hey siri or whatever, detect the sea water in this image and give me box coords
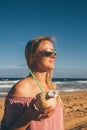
[0,78,87,97]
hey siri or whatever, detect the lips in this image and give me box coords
[49,60,55,64]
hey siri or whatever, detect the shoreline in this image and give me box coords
[0,91,87,130]
[0,89,87,98]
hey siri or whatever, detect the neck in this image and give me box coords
[33,71,46,83]
[30,71,51,92]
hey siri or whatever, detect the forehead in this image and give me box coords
[39,40,54,50]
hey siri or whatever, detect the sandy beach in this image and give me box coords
[61,91,87,130]
[0,91,87,130]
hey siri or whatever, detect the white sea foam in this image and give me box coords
[0,79,87,97]
[0,80,19,84]
[77,80,87,83]
[0,80,19,88]
[59,89,81,92]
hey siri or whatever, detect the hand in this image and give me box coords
[28,99,56,121]
[37,107,56,120]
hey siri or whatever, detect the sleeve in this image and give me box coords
[1,95,28,130]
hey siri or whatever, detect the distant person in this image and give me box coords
[1,36,64,130]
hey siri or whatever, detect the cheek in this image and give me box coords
[35,57,47,67]
[39,58,49,67]
[34,55,42,65]
[34,54,50,68]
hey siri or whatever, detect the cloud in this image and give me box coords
[0,65,28,69]
[55,67,87,71]
[0,66,29,78]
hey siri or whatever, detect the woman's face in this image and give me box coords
[33,40,56,72]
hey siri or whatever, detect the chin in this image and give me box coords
[48,67,54,70]
[50,65,55,69]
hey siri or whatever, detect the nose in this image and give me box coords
[51,53,56,58]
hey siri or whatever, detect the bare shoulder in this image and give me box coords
[9,77,34,97]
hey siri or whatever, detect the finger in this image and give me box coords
[44,107,55,114]
[47,110,55,117]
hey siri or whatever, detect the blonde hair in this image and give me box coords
[25,36,63,106]
[25,36,56,90]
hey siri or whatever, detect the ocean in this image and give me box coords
[0,78,87,97]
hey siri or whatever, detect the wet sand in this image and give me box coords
[0,91,87,130]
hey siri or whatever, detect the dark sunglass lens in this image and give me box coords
[45,52,52,56]
[40,51,52,57]
[40,51,56,57]
[54,51,56,56]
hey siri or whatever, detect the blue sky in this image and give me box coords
[0,0,87,78]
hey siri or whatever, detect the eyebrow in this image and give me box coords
[40,48,54,51]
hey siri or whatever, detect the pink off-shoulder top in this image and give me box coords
[1,95,64,130]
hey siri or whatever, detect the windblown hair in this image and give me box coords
[25,36,56,90]
[25,36,63,106]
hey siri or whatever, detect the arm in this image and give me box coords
[8,101,38,130]
[5,80,56,130]
[8,100,56,130]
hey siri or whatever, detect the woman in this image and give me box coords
[1,36,64,130]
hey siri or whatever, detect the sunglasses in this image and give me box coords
[40,50,57,57]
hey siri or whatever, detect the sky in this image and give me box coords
[0,0,87,78]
